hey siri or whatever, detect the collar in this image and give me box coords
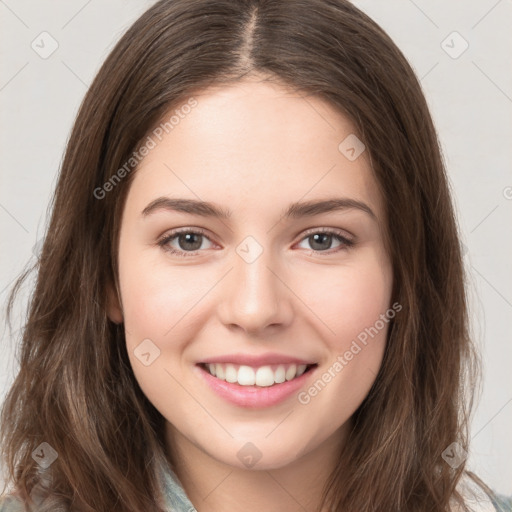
[157,460,506,512]
[158,459,197,512]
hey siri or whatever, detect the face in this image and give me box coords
[110,77,393,471]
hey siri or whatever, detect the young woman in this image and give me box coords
[1,0,510,511]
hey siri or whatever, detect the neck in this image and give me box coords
[164,423,349,512]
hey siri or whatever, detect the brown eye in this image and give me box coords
[297,229,355,254]
[157,228,214,257]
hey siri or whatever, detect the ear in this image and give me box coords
[106,279,124,324]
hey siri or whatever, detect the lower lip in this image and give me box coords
[194,364,317,409]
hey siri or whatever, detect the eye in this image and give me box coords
[296,228,355,255]
[157,227,355,258]
[157,228,214,257]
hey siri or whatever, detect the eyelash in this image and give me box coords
[157,227,355,258]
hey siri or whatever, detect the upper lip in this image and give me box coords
[199,353,317,367]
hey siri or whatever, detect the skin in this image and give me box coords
[108,76,393,512]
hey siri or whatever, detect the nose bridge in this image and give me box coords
[218,235,292,332]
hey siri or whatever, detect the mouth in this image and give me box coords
[194,361,318,408]
[197,362,318,387]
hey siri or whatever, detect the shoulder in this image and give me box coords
[0,494,26,512]
[454,472,512,512]
[492,494,512,512]
[0,486,48,512]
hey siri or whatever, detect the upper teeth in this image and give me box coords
[205,363,309,387]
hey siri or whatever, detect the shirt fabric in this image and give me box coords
[0,461,511,511]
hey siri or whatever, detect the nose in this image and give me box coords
[217,247,294,335]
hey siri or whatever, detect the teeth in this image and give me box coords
[238,365,256,385]
[204,363,311,387]
[285,364,296,381]
[255,366,274,387]
[296,364,307,377]
[225,364,238,383]
[215,364,225,380]
[274,365,286,384]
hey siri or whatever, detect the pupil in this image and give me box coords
[310,233,331,251]
[180,233,202,251]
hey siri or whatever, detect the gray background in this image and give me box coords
[1,0,511,495]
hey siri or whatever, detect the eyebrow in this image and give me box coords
[141,196,376,220]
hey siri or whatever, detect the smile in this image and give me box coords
[199,362,315,387]
[194,362,318,409]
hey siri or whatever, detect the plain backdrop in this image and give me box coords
[1,0,511,496]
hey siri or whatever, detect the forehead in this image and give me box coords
[126,79,384,224]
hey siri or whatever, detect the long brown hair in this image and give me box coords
[1,0,482,510]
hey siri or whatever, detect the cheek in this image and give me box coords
[118,249,200,410]
[295,261,393,430]
[293,249,393,415]
[123,280,184,339]
[118,240,204,344]
[297,251,393,349]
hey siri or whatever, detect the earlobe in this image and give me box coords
[106,280,124,324]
